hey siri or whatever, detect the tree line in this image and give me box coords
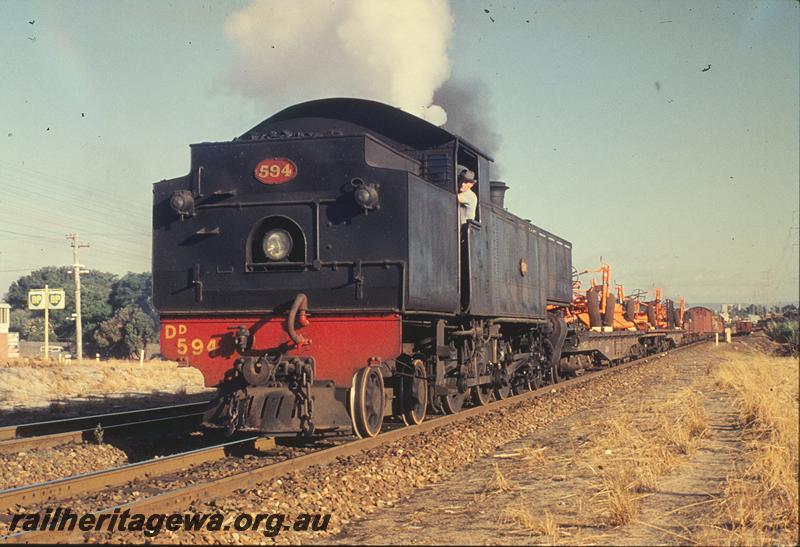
[4,267,157,358]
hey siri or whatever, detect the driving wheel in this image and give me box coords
[401,359,428,426]
[350,366,385,438]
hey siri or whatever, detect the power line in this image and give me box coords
[0,202,149,238]
[0,177,150,230]
[0,267,42,273]
[0,171,148,213]
[84,231,150,238]
[1,215,150,258]
[1,229,150,264]
[0,214,148,241]
[0,219,67,237]
[0,167,151,219]
[0,160,155,272]
[0,229,65,242]
[0,160,151,209]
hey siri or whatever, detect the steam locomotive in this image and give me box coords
[152,98,693,439]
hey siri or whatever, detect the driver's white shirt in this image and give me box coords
[459,190,477,224]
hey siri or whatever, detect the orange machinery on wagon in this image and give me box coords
[563,262,685,332]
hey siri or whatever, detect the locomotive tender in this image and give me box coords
[153,98,572,438]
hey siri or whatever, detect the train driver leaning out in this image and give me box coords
[457,167,478,225]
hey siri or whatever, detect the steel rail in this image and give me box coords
[0,436,260,513]
[0,412,205,455]
[1,340,706,544]
[0,401,210,442]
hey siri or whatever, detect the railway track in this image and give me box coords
[0,402,209,455]
[0,436,263,512]
[1,342,703,543]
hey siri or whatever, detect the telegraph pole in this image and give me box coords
[44,284,49,359]
[66,234,89,361]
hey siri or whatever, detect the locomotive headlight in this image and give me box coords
[352,181,380,211]
[169,190,195,218]
[355,187,372,206]
[262,229,292,261]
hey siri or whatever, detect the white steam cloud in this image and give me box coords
[224,0,453,126]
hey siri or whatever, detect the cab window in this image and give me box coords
[457,146,479,221]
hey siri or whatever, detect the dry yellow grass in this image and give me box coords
[657,390,709,455]
[586,388,710,526]
[632,443,675,491]
[0,358,210,409]
[489,462,515,492]
[501,505,559,537]
[598,465,641,525]
[699,348,799,545]
[3,355,164,368]
[520,446,549,467]
[693,524,775,547]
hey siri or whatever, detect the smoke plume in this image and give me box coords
[433,78,502,157]
[224,0,453,125]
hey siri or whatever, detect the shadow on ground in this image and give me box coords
[0,390,214,427]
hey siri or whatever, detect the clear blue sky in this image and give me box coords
[1,0,797,305]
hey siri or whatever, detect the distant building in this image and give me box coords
[0,303,16,359]
[720,304,731,323]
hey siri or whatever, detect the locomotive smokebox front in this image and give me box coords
[153,120,424,435]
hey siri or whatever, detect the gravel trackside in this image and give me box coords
[83,350,691,544]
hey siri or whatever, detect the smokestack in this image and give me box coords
[490,180,508,209]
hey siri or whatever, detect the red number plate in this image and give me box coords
[254,158,297,185]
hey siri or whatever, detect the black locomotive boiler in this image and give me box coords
[153,98,573,438]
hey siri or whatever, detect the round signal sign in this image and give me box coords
[254,158,297,185]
